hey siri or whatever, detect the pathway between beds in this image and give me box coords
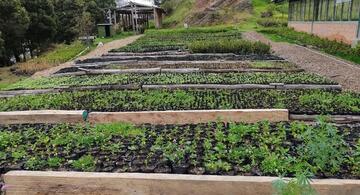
[32,34,144,78]
[243,31,360,92]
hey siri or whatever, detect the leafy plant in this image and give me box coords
[273,172,316,195]
[297,118,348,175]
[71,155,96,172]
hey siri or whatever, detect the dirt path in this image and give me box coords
[32,35,143,78]
[243,32,360,92]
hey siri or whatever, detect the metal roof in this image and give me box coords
[116,0,158,8]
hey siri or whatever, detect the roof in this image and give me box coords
[116,0,159,8]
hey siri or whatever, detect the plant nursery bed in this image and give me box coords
[0,89,358,115]
[54,68,305,77]
[3,72,337,91]
[71,60,295,71]
[0,121,359,178]
[76,54,283,64]
[3,171,360,195]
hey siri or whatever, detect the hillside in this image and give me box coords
[162,0,288,27]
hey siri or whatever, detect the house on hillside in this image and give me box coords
[288,0,360,46]
[116,0,165,32]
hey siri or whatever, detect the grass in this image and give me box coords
[162,0,195,27]
[0,32,134,87]
[15,41,87,75]
[0,67,25,90]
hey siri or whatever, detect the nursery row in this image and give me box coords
[188,40,270,55]
[4,72,336,90]
[99,61,297,70]
[0,120,359,178]
[112,28,242,53]
[111,27,267,54]
[0,89,359,115]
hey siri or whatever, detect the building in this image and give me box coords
[115,0,165,33]
[288,0,360,46]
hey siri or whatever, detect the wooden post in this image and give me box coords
[154,8,163,29]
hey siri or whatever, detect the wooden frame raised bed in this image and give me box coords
[4,171,360,195]
[0,110,87,125]
[88,109,289,125]
[0,109,289,125]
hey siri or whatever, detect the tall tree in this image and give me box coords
[0,0,29,65]
[21,0,57,57]
[54,0,85,43]
[0,31,6,66]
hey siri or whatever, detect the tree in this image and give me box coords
[54,0,85,43]
[0,31,6,66]
[0,0,29,65]
[21,0,57,57]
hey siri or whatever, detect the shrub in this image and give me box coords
[259,27,360,64]
[257,18,287,27]
[71,155,96,172]
[188,39,271,55]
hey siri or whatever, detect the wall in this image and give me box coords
[289,21,359,45]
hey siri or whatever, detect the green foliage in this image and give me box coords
[5,72,336,90]
[114,27,242,53]
[260,27,360,64]
[21,0,56,51]
[0,0,29,65]
[92,123,145,137]
[298,118,347,174]
[257,18,287,27]
[0,89,359,115]
[47,157,64,168]
[273,172,317,195]
[0,121,358,178]
[189,39,271,55]
[71,155,96,172]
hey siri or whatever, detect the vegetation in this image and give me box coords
[0,89,358,115]
[113,27,244,53]
[4,72,336,90]
[189,39,270,55]
[0,0,115,66]
[15,41,87,75]
[260,27,360,64]
[105,61,297,70]
[0,120,359,179]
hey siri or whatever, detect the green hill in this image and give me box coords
[161,0,288,28]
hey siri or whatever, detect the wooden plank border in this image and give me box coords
[88,109,289,125]
[4,171,360,195]
[290,114,360,123]
[0,110,87,125]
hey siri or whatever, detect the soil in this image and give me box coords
[243,32,360,92]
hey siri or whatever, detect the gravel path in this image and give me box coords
[243,32,360,92]
[32,35,143,78]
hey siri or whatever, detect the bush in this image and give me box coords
[257,18,287,27]
[188,39,271,55]
[259,27,360,64]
